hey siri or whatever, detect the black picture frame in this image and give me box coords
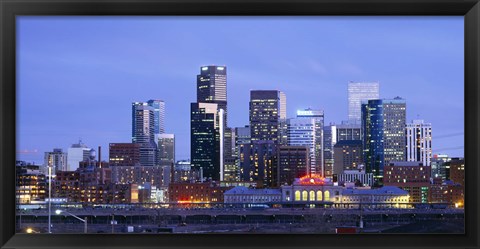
[1,0,479,248]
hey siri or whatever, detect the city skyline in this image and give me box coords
[17,16,464,163]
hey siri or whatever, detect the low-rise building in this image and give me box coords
[281,174,344,203]
[16,162,46,204]
[429,180,464,207]
[336,168,374,187]
[168,182,233,204]
[224,186,281,203]
[384,161,431,203]
[341,186,409,208]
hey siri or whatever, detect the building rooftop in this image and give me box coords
[224,186,281,195]
[343,186,408,196]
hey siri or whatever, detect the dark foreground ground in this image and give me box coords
[17,208,464,234]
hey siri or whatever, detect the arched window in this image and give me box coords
[309,191,315,201]
[302,190,308,201]
[324,190,330,201]
[316,191,323,201]
[295,191,301,201]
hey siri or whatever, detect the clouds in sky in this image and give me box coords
[17,16,464,163]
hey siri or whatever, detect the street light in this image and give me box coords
[26,227,39,234]
[55,209,88,233]
[48,165,52,233]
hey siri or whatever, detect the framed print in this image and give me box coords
[1,0,479,249]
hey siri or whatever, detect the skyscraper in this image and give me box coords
[197,65,227,125]
[132,102,157,167]
[333,140,363,175]
[249,90,286,143]
[323,122,361,178]
[190,102,220,181]
[348,82,379,124]
[296,108,324,176]
[132,102,155,144]
[287,117,315,174]
[44,148,67,173]
[277,146,309,186]
[406,120,432,167]
[362,97,406,185]
[147,99,165,134]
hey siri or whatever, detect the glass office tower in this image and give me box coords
[362,97,406,185]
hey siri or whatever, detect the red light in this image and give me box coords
[299,174,325,185]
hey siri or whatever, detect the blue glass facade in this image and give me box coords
[362,98,406,186]
[362,100,384,184]
[190,102,220,181]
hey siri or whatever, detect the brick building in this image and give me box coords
[383,161,431,203]
[168,182,233,204]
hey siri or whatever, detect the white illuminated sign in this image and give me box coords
[297,110,314,116]
[217,66,225,70]
[201,67,209,71]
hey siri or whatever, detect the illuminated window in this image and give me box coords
[309,191,315,201]
[295,191,301,201]
[324,191,330,201]
[302,191,308,201]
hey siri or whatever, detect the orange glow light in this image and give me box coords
[299,174,325,185]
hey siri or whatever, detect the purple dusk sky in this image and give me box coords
[16,16,464,164]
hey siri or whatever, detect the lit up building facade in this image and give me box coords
[383,161,431,203]
[429,179,464,206]
[249,90,286,143]
[132,102,157,167]
[190,102,220,181]
[362,98,406,185]
[449,158,465,187]
[323,122,361,178]
[406,120,432,166]
[333,140,363,175]
[239,140,278,187]
[224,186,282,204]
[16,162,46,204]
[240,90,286,187]
[235,126,251,153]
[109,143,141,167]
[281,175,342,203]
[147,99,165,134]
[281,174,409,208]
[44,148,67,173]
[348,81,379,124]
[197,65,227,126]
[287,109,324,175]
[156,133,175,167]
[276,146,309,186]
[431,154,451,180]
[110,165,168,188]
[168,182,233,204]
[337,169,374,187]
